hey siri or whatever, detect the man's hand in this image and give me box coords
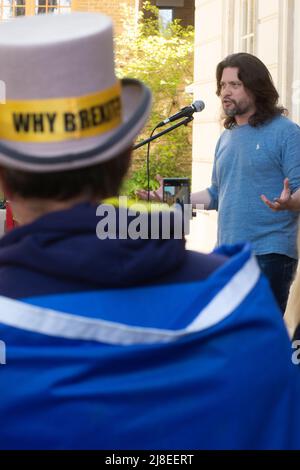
[136,175,163,202]
[260,178,292,211]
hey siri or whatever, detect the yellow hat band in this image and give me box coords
[0,81,122,143]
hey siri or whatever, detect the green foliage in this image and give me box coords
[115,1,194,197]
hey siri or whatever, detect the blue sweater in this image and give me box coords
[208,116,300,258]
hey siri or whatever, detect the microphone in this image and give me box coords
[157,100,205,128]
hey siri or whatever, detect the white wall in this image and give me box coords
[292,0,300,124]
[192,0,228,252]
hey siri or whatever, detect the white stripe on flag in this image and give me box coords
[0,256,260,345]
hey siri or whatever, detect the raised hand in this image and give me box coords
[136,175,164,202]
[261,178,292,211]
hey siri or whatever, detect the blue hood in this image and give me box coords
[0,203,187,297]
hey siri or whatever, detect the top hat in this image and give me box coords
[0,12,151,172]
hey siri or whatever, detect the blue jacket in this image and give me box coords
[0,203,299,449]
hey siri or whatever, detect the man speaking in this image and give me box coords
[141,53,300,313]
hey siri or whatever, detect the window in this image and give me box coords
[36,0,58,14]
[1,0,26,19]
[159,8,173,32]
[15,0,25,16]
[35,0,71,15]
[0,0,71,20]
[240,0,256,53]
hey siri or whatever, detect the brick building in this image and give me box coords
[0,1,195,34]
[71,0,140,35]
[72,1,195,32]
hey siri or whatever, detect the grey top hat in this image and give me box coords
[0,12,151,172]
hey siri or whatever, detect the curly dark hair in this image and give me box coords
[216,52,286,129]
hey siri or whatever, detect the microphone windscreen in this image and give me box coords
[193,100,205,112]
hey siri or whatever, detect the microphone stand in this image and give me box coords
[133,115,193,150]
[133,116,194,201]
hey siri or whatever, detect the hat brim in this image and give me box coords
[0,78,151,172]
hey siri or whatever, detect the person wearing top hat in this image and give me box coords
[0,12,299,450]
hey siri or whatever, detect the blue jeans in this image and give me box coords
[256,253,298,314]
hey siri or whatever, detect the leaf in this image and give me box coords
[115,1,194,197]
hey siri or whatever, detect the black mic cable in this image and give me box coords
[147,124,160,202]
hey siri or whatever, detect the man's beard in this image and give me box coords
[223,100,252,117]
